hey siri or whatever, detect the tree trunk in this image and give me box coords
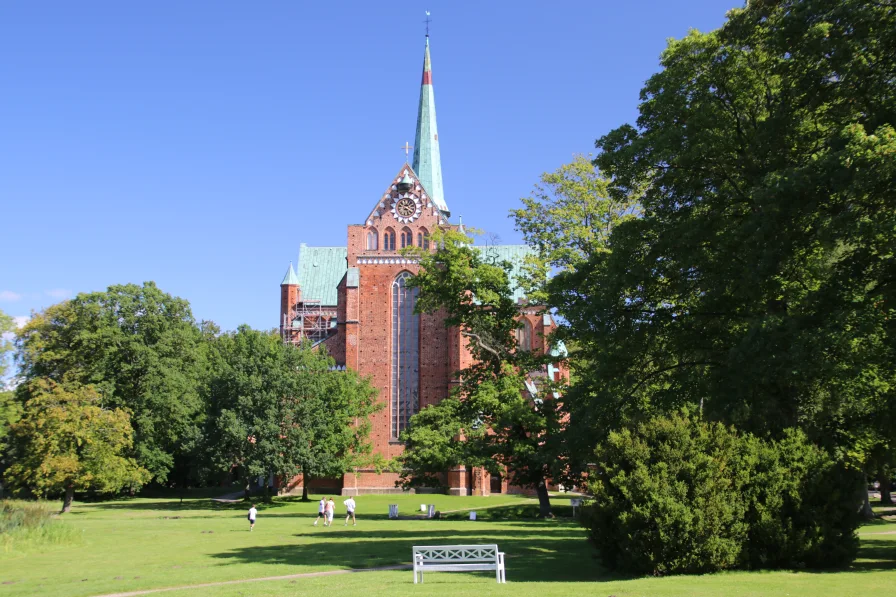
[535,478,553,518]
[301,466,309,501]
[879,472,893,505]
[61,484,74,514]
[861,487,875,519]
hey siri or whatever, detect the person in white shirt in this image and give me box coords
[248,504,257,531]
[325,498,335,526]
[344,497,357,526]
[313,497,326,526]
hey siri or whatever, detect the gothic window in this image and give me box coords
[401,227,413,248]
[384,228,396,251]
[366,228,379,250]
[391,272,420,438]
[516,319,532,352]
[418,228,430,250]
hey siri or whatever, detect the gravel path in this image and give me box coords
[90,565,412,597]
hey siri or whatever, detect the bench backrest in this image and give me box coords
[413,545,499,563]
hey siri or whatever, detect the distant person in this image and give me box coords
[344,497,356,526]
[326,497,335,526]
[314,497,326,526]
[248,504,258,531]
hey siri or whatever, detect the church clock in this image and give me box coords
[391,194,422,223]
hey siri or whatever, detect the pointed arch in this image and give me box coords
[400,227,413,248]
[516,318,533,352]
[418,227,430,250]
[366,227,379,250]
[384,227,396,251]
[392,271,420,438]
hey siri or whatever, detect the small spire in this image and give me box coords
[281,262,299,286]
[457,215,466,235]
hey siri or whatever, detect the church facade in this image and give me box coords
[278,36,562,496]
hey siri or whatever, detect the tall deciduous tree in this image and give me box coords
[397,229,567,516]
[205,326,378,500]
[15,283,208,483]
[554,0,896,466]
[511,155,641,302]
[5,378,149,512]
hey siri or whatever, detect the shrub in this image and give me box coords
[583,414,861,575]
[741,430,860,568]
[583,413,749,575]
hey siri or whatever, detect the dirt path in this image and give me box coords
[90,565,412,597]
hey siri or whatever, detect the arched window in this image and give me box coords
[516,319,532,352]
[366,228,379,250]
[401,227,413,248]
[384,228,396,251]
[392,272,420,438]
[418,228,430,250]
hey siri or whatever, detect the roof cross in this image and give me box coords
[401,141,413,161]
[424,11,431,36]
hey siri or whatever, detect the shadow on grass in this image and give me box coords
[210,525,608,583]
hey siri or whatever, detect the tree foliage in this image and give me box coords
[4,378,149,512]
[553,0,896,461]
[0,308,15,379]
[205,326,379,500]
[15,282,208,482]
[397,229,567,515]
[511,155,641,302]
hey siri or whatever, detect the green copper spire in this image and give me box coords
[412,36,448,214]
[280,262,299,286]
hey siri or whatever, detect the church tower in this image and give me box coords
[412,36,448,216]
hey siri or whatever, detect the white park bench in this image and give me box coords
[412,544,506,583]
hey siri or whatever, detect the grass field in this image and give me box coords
[0,492,894,597]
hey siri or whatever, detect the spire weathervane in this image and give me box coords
[424,11,431,37]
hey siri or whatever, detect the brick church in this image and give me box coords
[278,36,564,496]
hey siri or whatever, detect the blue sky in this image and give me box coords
[1,0,738,345]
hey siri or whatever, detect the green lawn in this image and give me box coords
[0,492,894,597]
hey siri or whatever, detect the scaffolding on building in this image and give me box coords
[281,299,333,345]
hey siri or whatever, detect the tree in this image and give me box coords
[550,0,896,465]
[205,326,379,501]
[15,282,208,483]
[0,308,15,379]
[397,229,567,516]
[5,378,149,512]
[511,155,641,302]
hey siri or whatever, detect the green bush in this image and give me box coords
[741,430,860,568]
[583,414,861,575]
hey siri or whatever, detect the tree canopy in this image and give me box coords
[205,326,379,500]
[551,0,896,465]
[15,282,208,482]
[5,378,149,512]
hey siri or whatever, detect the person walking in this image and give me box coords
[313,497,326,526]
[248,504,257,531]
[325,497,335,527]
[344,497,356,526]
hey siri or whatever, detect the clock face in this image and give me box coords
[396,198,416,217]
[391,195,421,223]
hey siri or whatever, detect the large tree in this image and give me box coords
[554,0,896,465]
[15,282,208,483]
[397,229,567,516]
[5,378,149,512]
[205,326,379,500]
